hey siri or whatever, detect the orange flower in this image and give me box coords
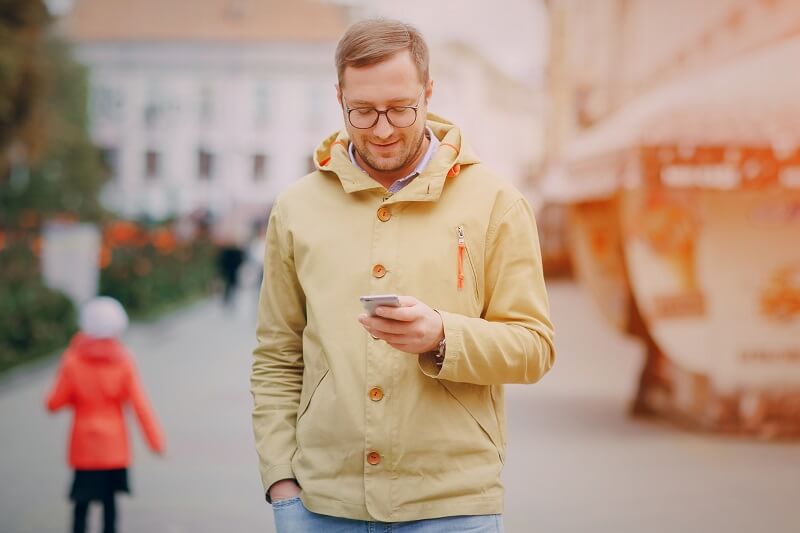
[31,236,42,256]
[99,246,112,269]
[105,221,141,246]
[152,228,177,254]
[0,231,6,252]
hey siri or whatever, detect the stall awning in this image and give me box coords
[557,34,800,200]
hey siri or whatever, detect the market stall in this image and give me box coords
[564,35,800,436]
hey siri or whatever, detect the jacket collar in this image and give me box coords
[312,113,480,202]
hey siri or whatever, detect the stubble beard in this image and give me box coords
[356,127,426,173]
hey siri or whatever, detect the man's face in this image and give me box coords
[337,50,433,173]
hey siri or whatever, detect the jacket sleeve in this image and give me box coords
[250,200,306,500]
[126,360,166,453]
[419,197,556,385]
[45,355,74,412]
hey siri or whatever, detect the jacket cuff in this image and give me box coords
[262,463,296,503]
[418,309,464,380]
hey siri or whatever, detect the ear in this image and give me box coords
[424,79,433,103]
[335,84,343,107]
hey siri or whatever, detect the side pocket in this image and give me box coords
[489,385,506,462]
[297,367,329,423]
[439,380,504,463]
[272,495,302,510]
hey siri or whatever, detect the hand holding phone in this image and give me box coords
[357,295,445,354]
[360,294,401,316]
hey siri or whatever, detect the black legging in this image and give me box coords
[72,496,116,533]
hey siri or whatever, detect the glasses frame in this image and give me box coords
[342,90,424,130]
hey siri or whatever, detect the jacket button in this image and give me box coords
[369,387,384,401]
[377,207,391,222]
[367,451,381,465]
[372,264,386,278]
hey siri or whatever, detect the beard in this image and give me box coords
[354,126,426,173]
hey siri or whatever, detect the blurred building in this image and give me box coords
[63,0,348,221]
[545,0,800,154]
[430,41,544,195]
[541,0,800,282]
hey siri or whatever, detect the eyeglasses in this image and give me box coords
[342,90,424,129]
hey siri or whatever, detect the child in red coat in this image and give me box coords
[46,297,165,533]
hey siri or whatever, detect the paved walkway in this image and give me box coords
[1,282,798,532]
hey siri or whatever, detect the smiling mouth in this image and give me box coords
[371,140,400,148]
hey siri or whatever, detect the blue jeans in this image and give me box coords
[272,496,504,533]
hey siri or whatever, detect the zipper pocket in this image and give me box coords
[457,225,480,300]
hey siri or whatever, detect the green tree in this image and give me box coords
[0,0,49,173]
[0,0,107,227]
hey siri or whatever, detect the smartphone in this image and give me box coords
[360,294,401,316]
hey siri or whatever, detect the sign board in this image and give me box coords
[41,222,101,306]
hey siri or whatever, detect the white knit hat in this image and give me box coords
[79,297,129,339]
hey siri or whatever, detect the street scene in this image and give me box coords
[2,282,798,533]
[2,0,799,532]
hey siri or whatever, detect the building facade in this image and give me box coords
[430,41,544,197]
[65,0,348,221]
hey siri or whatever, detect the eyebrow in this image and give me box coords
[346,96,417,107]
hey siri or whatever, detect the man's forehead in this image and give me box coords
[340,50,424,100]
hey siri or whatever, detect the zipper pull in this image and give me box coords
[457,226,465,290]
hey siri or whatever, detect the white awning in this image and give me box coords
[557,34,800,200]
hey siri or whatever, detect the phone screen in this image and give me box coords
[360,295,401,316]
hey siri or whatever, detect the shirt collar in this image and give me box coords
[348,127,440,191]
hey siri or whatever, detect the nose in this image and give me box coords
[372,113,394,139]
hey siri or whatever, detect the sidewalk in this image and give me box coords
[1,282,798,532]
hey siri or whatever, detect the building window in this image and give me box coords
[99,147,118,180]
[145,150,160,179]
[198,149,214,180]
[91,85,124,122]
[252,153,267,182]
[144,82,168,129]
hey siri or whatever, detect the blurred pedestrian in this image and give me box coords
[217,244,245,307]
[251,19,554,532]
[45,297,165,533]
[214,207,249,308]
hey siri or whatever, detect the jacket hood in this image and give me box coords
[312,113,480,200]
[69,332,128,362]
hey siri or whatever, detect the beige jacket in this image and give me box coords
[251,114,555,522]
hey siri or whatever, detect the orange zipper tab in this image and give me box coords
[457,225,465,290]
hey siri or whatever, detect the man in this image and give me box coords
[251,19,555,532]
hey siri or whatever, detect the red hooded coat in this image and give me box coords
[46,333,165,469]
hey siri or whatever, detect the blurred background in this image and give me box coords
[1,0,799,532]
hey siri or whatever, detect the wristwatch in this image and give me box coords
[434,337,446,367]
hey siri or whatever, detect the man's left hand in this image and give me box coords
[358,295,444,354]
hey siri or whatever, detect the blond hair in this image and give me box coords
[335,19,429,87]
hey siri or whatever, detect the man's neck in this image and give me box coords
[355,134,431,190]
